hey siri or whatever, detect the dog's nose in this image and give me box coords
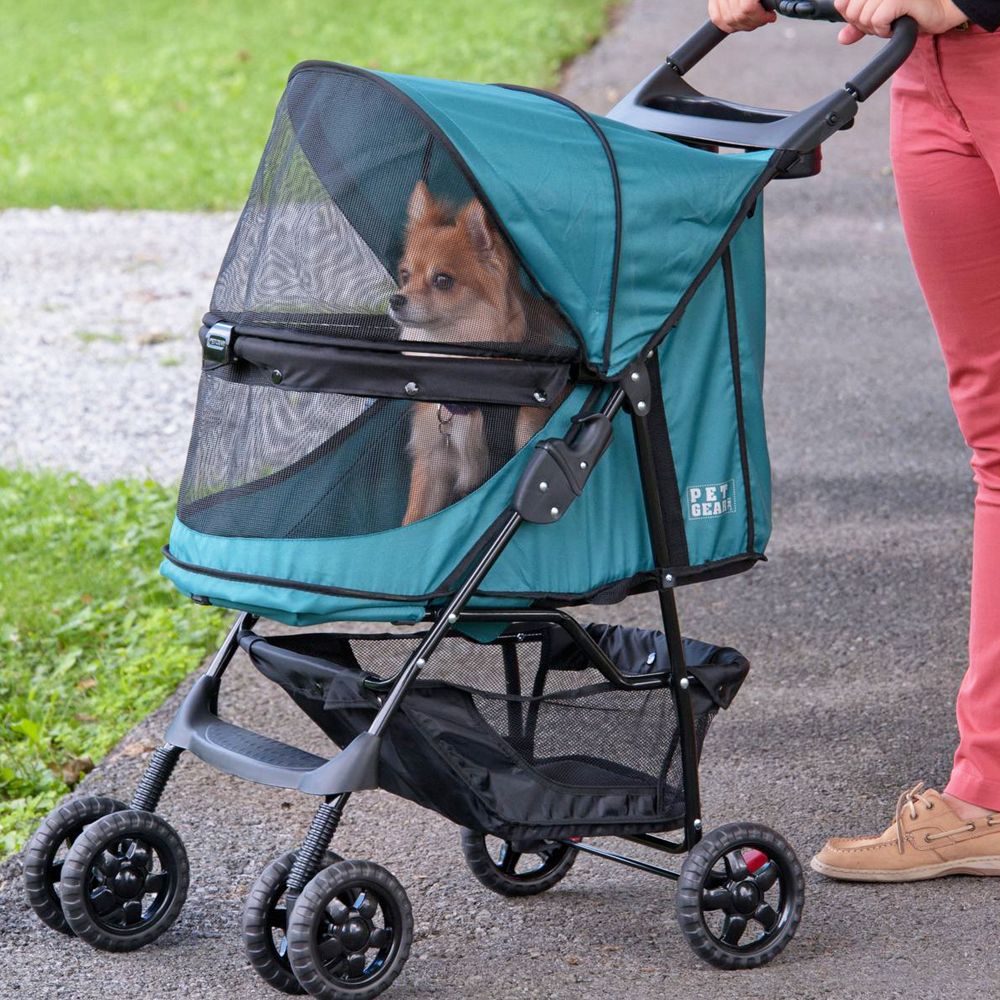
[389,293,406,311]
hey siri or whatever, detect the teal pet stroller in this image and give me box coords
[25,4,916,996]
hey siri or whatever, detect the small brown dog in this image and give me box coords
[389,181,557,525]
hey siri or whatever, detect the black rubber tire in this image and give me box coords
[23,795,128,936]
[676,822,805,970]
[59,809,189,952]
[243,850,343,996]
[459,828,576,897]
[287,860,413,1000]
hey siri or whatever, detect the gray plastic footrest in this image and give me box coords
[202,720,324,771]
[164,674,380,794]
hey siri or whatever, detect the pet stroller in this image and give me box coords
[25,4,916,996]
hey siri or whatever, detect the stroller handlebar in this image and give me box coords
[607,8,917,164]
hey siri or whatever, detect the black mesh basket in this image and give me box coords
[245,623,748,843]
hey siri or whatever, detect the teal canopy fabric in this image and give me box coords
[380,69,772,374]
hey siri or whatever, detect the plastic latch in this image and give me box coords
[203,322,234,364]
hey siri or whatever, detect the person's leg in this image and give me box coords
[920,33,1000,815]
[891,30,1000,816]
[810,33,1000,881]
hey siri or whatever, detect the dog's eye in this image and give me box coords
[433,273,454,291]
[399,268,410,285]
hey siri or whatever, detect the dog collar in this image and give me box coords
[439,402,477,417]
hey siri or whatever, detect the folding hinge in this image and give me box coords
[202,322,234,364]
[513,413,613,524]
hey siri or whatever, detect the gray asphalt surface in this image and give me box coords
[0,3,986,998]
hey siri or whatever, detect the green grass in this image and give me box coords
[0,0,611,211]
[0,470,227,856]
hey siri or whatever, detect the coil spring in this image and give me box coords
[129,745,183,812]
[285,797,347,897]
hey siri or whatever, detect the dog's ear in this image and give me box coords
[458,199,495,256]
[407,180,436,227]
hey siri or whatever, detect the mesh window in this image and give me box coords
[180,64,583,540]
[211,65,578,360]
[177,377,543,538]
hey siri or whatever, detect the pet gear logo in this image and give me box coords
[687,480,736,519]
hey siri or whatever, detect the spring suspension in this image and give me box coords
[129,745,184,812]
[286,795,349,899]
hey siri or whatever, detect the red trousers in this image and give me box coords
[890,26,1000,810]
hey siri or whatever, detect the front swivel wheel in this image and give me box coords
[243,850,343,996]
[23,795,128,935]
[59,809,189,952]
[675,822,804,970]
[287,860,412,1000]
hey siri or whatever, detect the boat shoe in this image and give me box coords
[811,782,1000,882]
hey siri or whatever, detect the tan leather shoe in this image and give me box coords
[811,783,1000,882]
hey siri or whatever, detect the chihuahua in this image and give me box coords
[389,181,558,525]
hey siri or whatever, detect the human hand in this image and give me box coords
[833,0,968,43]
[708,0,777,32]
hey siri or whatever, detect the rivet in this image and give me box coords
[630,371,640,382]
[404,381,419,396]
[636,401,648,414]
[579,461,588,470]
[664,573,674,584]
[415,657,426,667]
[646,652,656,665]
[693,818,702,830]
[550,507,560,518]
[679,677,689,690]
[646,350,654,359]
[538,481,548,492]
[533,390,548,404]
[447,613,458,624]
[271,369,283,385]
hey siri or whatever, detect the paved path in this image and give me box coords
[0,4,986,999]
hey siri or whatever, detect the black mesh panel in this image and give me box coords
[210,66,578,359]
[181,64,580,540]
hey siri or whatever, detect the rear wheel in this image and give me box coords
[675,822,804,970]
[59,809,189,952]
[459,828,576,897]
[23,796,128,935]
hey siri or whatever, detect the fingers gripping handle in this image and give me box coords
[668,6,916,103]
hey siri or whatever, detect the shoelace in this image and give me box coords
[894,781,987,853]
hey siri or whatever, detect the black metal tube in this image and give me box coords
[559,839,680,881]
[623,832,687,855]
[130,745,184,812]
[630,367,704,850]
[205,611,257,679]
[457,608,670,690]
[365,511,523,726]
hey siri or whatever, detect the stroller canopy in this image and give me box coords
[210,62,772,376]
[163,63,775,624]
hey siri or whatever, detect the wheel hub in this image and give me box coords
[340,915,371,952]
[731,880,759,915]
[112,867,144,899]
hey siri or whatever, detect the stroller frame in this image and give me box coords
[25,5,918,994]
[138,382,702,862]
